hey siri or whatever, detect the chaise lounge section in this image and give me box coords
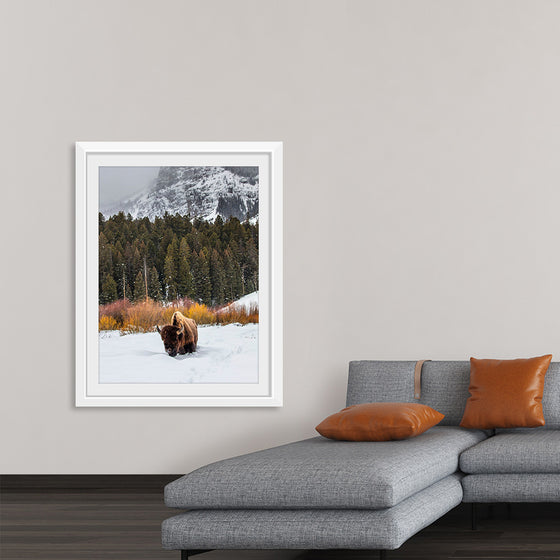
[164,428,485,511]
[162,360,560,557]
[163,475,463,553]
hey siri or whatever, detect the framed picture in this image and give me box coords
[76,142,282,407]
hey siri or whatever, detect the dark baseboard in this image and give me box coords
[0,474,182,491]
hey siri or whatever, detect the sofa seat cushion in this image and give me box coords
[165,426,485,510]
[462,474,560,502]
[162,474,463,551]
[460,430,560,474]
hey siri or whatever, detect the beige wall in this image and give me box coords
[2,0,560,473]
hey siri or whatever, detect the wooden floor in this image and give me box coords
[1,489,559,559]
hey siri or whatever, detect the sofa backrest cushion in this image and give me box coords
[347,360,560,428]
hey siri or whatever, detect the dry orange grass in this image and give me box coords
[100,299,130,326]
[217,303,259,325]
[183,302,215,325]
[99,298,258,334]
[99,315,119,331]
[120,300,166,334]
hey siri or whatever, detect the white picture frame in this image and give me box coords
[75,142,283,407]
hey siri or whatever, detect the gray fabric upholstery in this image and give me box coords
[162,359,560,553]
[165,426,484,510]
[162,474,463,551]
[460,430,560,474]
[347,360,560,428]
[347,361,471,425]
[347,360,418,407]
[542,363,560,428]
[462,474,560,502]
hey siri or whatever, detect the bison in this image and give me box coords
[156,311,198,357]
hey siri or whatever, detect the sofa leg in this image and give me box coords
[180,551,212,559]
[471,503,477,530]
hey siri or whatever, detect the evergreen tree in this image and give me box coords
[124,243,135,291]
[208,231,221,250]
[99,232,113,289]
[224,247,243,301]
[192,249,211,304]
[209,249,226,305]
[164,253,178,301]
[163,237,179,299]
[122,276,131,301]
[198,249,212,305]
[101,273,118,304]
[177,238,193,298]
[132,247,142,274]
[161,227,175,257]
[133,270,146,302]
[114,263,130,300]
[148,266,162,301]
[243,237,259,293]
[167,235,180,263]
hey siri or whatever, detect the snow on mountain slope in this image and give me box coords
[224,291,259,312]
[101,166,259,222]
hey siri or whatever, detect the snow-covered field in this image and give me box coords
[99,323,258,384]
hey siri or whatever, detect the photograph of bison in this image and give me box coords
[97,165,259,384]
[157,311,198,357]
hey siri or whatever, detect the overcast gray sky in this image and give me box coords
[99,167,160,206]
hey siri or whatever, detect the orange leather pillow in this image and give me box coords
[315,402,445,442]
[460,355,552,429]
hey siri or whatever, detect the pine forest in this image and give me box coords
[99,212,258,309]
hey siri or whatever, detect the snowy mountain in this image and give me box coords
[100,166,259,222]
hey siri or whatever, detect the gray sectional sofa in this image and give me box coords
[162,360,560,559]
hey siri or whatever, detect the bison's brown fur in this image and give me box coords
[157,311,198,357]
